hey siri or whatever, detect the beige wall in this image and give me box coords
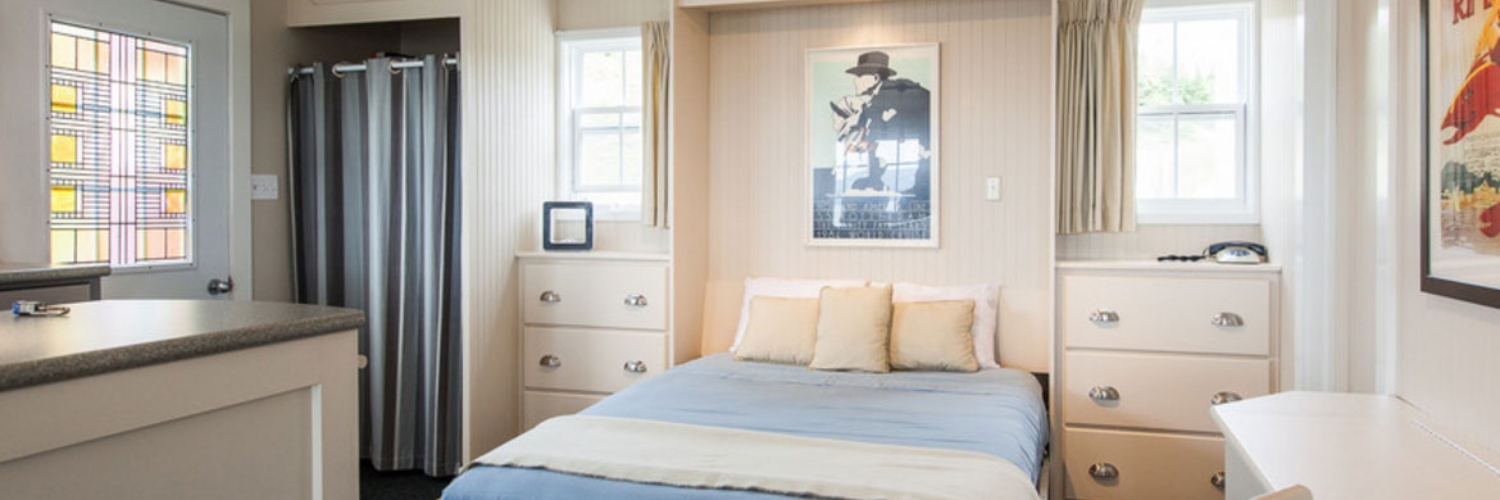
[701,0,1054,372]
[1392,0,1500,455]
[461,0,555,459]
[249,3,456,302]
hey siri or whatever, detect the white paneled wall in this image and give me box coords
[556,0,669,31]
[1392,0,1500,456]
[1056,225,1263,261]
[702,0,1054,371]
[461,0,554,460]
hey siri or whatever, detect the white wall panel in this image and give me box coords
[702,0,1053,371]
[557,0,669,31]
[1392,0,1500,457]
[1057,225,1263,261]
[461,0,554,460]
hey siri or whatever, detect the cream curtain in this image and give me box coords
[1057,0,1142,234]
[642,21,671,228]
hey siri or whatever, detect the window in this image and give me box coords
[1136,3,1257,224]
[48,21,192,266]
[558,29,643,220]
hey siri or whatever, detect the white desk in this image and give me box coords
[1212,392,1500,500]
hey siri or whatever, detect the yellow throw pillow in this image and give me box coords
[809,285,893,373]
[733,297,821,365]
[889,300,980,372]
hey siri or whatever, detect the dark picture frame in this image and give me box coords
[542,201,593,252]
[1421,0,1500,309]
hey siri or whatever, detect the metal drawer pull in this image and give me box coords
[1089,309,1120,325]
[1088,385,1120,402]
[1211,471,1226,490]
[623,360,648,373]
[624,294,648,308]
[1211,391,1243,406]
[1211,312,1245,327]
[1088,463,1119,479]
[539,291,562,303]
[539,355,561,368]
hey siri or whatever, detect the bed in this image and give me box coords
[443,353,1049,500]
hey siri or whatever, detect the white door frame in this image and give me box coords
[166,0,253,300]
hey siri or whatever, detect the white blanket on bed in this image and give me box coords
[470,415,1040,500]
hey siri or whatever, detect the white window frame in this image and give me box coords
[1136,2,1260,225]
[556,27,643,221]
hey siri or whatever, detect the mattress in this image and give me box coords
[443,354,1049,500]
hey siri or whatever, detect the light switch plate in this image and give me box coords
[251,174,279,201]
[985,177,1001,201]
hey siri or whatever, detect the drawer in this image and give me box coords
[523,327,665,393]
[523,262,667,330]
[523,391,605,431]
[1063,275,1271,356]
[1065,428,1225,500]
[1064,352,1271,433]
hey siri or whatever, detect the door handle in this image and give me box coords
[624,294,648,308]
[623,360,648,373]
[1088,463,1119,479]
[207,277,234,295]
[539,355,561,368]
[539,291,561,303]
[1088,385,1120,402]
[1211,391,1243,406]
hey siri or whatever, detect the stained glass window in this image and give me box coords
[48,22,191,266]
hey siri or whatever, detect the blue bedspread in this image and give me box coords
[443,354,1049,500]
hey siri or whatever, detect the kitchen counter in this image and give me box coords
[0,299,365,499]
[0,262,110,288]
[0,299,364,391]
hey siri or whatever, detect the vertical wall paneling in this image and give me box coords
[460,0,554,461]
[701,0,1054,371]
[1056,225,1264,261]
[1393,0,1500,456]
[670,5,711,366]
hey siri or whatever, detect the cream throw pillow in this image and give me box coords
[809,285,893,373]
[733,297,820,365]
[889,300,980,372]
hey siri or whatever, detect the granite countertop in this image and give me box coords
[0,300,365,391]
[0,262,111,287]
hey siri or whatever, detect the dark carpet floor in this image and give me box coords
[360,460,453,500]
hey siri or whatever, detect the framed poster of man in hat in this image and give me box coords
[807,43,940,247]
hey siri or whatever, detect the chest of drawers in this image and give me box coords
[1056,262,1281,500]
[517,253,671,430]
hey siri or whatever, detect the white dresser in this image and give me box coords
[1055,261,1281,500]
[517,252,673,431]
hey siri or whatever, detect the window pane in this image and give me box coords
[578,112,620,128]
[579,50,625,107]
[1138,21,1175,107]
[625,50,643,106]
[1176,113,1238,199]
[578,131,622,187]
[48,22,191,266]
[1137,114,1176,199]
[1176,18,1240,104]
[622,126,643,187]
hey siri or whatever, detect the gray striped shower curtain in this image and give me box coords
[288,56,463,476]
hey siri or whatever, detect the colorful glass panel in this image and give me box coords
[48,22,191,266]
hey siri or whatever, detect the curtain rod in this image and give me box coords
[289,57,459,76]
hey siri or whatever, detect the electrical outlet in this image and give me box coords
[251,175,279,201]
[985,177,1001,201]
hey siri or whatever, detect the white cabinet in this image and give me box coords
[1056,262,1281,500]
[517,253,671,431]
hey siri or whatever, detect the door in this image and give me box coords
[0,0,234,299]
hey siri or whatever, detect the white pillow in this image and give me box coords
[892,283,1000,368]
[731,277,868,353]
